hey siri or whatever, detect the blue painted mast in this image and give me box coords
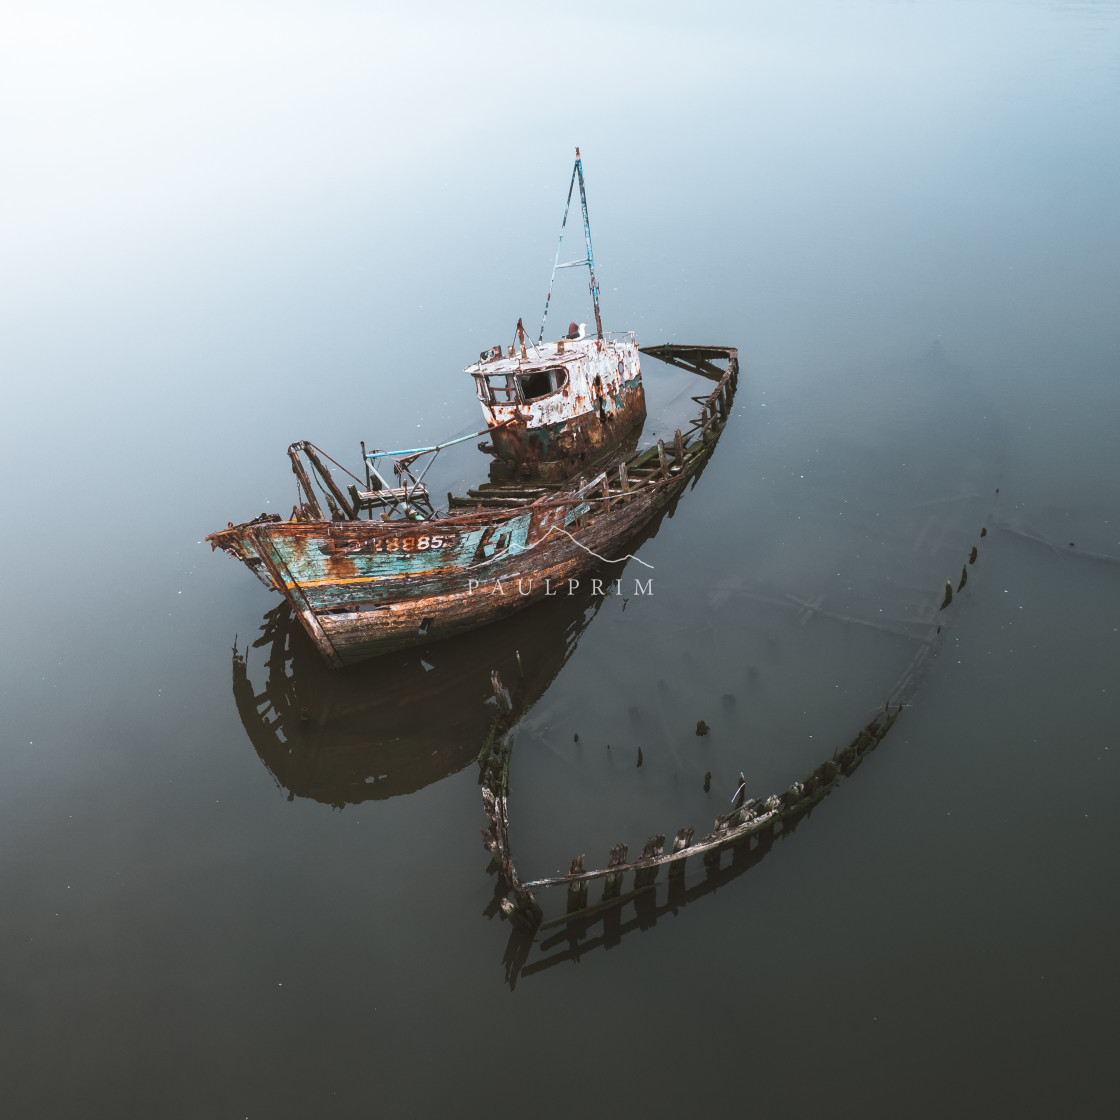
[575,148,604,341]
[538,147,604,343]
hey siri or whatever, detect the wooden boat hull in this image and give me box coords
[208,345,737,667]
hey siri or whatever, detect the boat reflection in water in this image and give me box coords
[230,481,692,808]
[233,593,590,808]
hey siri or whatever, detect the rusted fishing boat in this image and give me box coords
[208,150,739,666]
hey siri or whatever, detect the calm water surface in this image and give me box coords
[2,2,1117,1115]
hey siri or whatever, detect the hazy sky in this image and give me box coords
[3,1,1117,489]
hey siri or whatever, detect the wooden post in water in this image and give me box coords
[618,461,631,504]
[657,440,669,479]
[633,834,665,889]
[602,842,628,901]
[491,670,510,715]
[703,815,729,871]
[668,826,694,879]
[674,428,685,468]
[567,854,588,913]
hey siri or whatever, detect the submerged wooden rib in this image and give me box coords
[481,509,993,973]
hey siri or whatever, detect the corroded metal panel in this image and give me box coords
[467,336,646,480]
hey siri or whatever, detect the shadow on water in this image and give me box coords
[232,591,600,807]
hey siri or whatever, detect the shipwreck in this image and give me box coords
[208,149,739,666]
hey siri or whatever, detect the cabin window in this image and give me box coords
[517,365,569,402]
[477,373,519,403]
[517,369,553,401]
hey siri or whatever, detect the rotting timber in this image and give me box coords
[208,345,737,667]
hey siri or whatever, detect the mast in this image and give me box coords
[574,148,604,341]
[538,147,604,343]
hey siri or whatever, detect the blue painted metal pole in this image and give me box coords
[574,147,603,341]
[538,160,579,343]
[366,421,509,461]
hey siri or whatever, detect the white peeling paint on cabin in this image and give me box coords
[467,333,641,430]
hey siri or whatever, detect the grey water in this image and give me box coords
[2,2,1118,1115]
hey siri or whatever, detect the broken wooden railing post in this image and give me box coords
[668,826,694,879]
[657,440,669,479]
[491,669,511,715]
[603,842,628,901]
[500,893,542,933]
[567,855,588,913]
[674,428,685,468]
[633,834,665,889]
[288,446,324,520]
[601,476,613,512]
[618,461,631,503]
[301,443,357,520]
[703,815,729,870]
